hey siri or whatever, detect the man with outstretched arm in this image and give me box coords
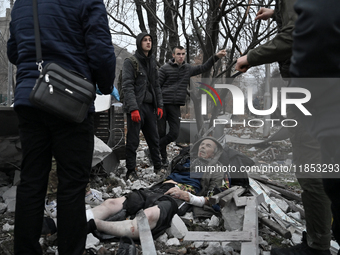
[235,2,332,255]
[157,47,227,167]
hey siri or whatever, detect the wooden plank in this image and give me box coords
[269,191,305,218]
[241,197,259,255]
[249,178,300,225]
[209,186,240,205]
[219,192,234,207]
[184,231,252,242]
[233,188,247,207]
[234,196,247,207]
[266,184,302,202]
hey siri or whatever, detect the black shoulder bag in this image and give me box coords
[29,0,96,123]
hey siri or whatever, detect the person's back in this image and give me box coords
[8,0,115,108]
[8,0,115,254]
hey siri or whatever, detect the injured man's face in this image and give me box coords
[197,139,217,159]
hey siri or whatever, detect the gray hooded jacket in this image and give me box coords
[122,32,163,113]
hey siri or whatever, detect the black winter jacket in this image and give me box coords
[7,0,116,111]
[122,32,163,113]
[159,55,219,105]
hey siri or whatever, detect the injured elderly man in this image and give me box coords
[43,137,230,240]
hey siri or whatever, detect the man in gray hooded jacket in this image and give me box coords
[122,32,163,181]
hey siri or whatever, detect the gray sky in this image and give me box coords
[0,0,10,17]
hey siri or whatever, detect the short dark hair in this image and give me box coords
[172,46,185,54]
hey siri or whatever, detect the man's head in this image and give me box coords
[197,138,218,159]
[136,32,153,56]
[141,35,152,55]
[172,46,186,65]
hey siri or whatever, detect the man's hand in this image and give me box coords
[235,55,251,73]
[255,7,274,21]
[131,110,141,123]
[216,49,227,58]
[157,108,163,119]
[165,187,190,202]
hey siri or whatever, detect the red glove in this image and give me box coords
[157,108,163,119]
[131,110,141,123]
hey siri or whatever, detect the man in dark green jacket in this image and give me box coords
[236,1,331,254]
[158,46,226,166]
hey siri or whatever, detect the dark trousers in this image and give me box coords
[126,103,161,170]
[287,106,332,250]
[14,106,94,255]
[157,104,181,159]
[320,137,340,247]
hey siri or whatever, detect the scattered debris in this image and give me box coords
[0,115,339,254]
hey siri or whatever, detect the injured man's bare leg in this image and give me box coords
[86,197,161,239]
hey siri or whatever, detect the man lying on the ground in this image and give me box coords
[43,137,230,240]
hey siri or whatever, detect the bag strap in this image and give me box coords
[128,56,140,78]
[32,0,43,72]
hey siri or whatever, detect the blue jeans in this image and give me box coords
[14,106,94,255]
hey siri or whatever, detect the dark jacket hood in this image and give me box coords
[136,32,153,57]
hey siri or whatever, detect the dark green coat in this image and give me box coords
[247,0,297,78]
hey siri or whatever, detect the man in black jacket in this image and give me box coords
[122,32,163,181]
[158,46,226,166]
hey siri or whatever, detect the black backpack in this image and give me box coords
[218,144,253,188]
[117,56,140,103]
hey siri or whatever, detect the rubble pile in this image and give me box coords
[0,123,334,255]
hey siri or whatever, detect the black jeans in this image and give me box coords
[157,104,181,159]
[14,106,94,255]
[126,103,161,170]
[320,137,340,247]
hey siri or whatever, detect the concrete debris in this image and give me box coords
[166,214,188,239]
[1,119,339,255]
[156,232,168,244]
[208,215,220,228]
[222,201,245,231]
[166,237,180,246]
[2,223,14,232]
[0,203,7,214]
[202,242,224,255]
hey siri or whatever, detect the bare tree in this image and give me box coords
[105,0,278,133]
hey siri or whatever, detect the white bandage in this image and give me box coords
[187,192,205,207]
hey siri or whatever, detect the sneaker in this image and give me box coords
[85,189,104,206]
[271,232,331,255]
[125,169,138,182]
[45,199,57,218]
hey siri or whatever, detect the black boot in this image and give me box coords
[271,232,331,255]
